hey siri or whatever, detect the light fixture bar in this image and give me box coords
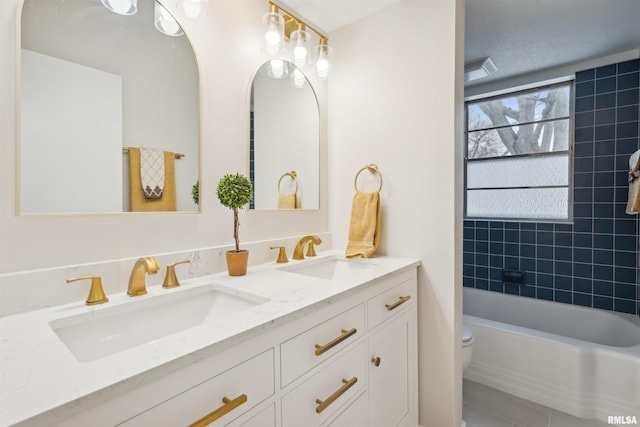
[267,0,328,43]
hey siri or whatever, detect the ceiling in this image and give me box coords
[278,0,640,87]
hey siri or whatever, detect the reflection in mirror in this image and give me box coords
[249,60,319,210]
[19,0,200,213]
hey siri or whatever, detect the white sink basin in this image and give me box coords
[49,285,267,362]
[279,256,378,280]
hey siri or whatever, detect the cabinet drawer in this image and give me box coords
[281,304,364,386]
[326,391,368,427]
[367,277,416,330]
[281,342,366,427]
[119,349,274,427]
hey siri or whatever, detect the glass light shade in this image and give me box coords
[101,0,137,15]
[263,11,284,56]
[268,59,288,79]
[177,0,207,19]
[314,43,332,79]
[289,27,311,68]
[290,68,306,89]
[155,2,184,37]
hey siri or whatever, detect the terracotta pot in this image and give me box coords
[226,250,249,276]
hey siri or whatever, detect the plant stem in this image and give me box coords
[233,207,240,251]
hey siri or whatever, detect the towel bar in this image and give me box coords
[122,147,184,159]
[354,164,383,192]
[278,171,298,194]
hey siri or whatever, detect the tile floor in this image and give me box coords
[463,380,610,427]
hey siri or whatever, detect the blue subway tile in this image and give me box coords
[476,279,489,290]
[593,203,614,218]
[555,290,573,304]
[475,228,488,241]
[537,288,554,301]
[594,108,616,125]
[574,263,593,278]
[594,264,614,280]
[555,261,573,276]
[537,273,554,288]
[618,59,640,73]
[554,246,573,262]
[615,251,638,268]
[490,255,504,268]
[574,233,593,248]
[504,222,519,230]
[594,187,614,203]
[575,96,594,112]
[575,143,594,158]
[617,88,639,106]
[505,230,519,243]
[554,275,572,290]
[595,76,616,93]
[573,277,593,294]
[595,124,616,140]
[617,105,639,123]
[573,293,592,308]
[475,240,489,253]
[476,253,489,266]
[574,111,595,128]
[573,248,593,263]
[490,242,504,254]
[614,267,637,284]
[574,157,593,173]
[537,231,554,245]
[575,68,595,82]
[596,93,616,109]
[490,221,505,229]
[490,267,502,281]
[463,265,475,277]
[614,299,637,315]
[555,224,573,233]
[537,245,554,260]
[463,239,474,252]
[520,285,536,298]
[594,234,614,250]
[476,221,489,228]
[489,229,504,241]
[463,252,474,264]
[521,223,536,231]
[594,155,615,172]
[596,64,617,78]
[554,232,573,247]
[594,280,613,296]
[520,230,535,244]
[575,81,595,97]
[475,266,488,279]
[537,259,553,273]
[505,256,520,270]
[618,121,639,138]
[521,244,536,258]
[537,223,554,231]
[615,235,637,252]
[594,172,615,188]
[463,228,474,239]
[463,277,475,287]
[504,283,520,295]
[574,203,593,218]
[615,219,637,235]
[574,173,593,188]
[574,189,593,203]
[573,219,593,233]
[595,141,616,156]
[618,72,639,90]
[593,296,614,310]
[520,257,535,272]
[616,138,640,155]
[593,249,614,266]
[504,243,519,257]
[615,283,636,300]
[489,281,504,293]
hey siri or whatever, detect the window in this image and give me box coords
[465,82,573,220]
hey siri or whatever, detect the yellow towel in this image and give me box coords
[626,150,640,214]
[128,147,177,212]
[277,193,299,209]
[345,191,381,258]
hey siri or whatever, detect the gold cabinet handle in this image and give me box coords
[188,394,248,427]
[385,295,411,311]
[315,328,357,356]
[66,276,108,305]
[371,356,381,367]
[315,377,358,414]
[162,260,191,289]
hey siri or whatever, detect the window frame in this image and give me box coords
[464,81,575,222]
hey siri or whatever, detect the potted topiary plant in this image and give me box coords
[217,173,253,276]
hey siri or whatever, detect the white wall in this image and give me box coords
[328,0,464,425]
[0,0,328,273]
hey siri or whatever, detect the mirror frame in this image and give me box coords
[246,60,321,211]
[15,0,203,216]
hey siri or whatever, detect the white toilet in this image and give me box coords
[462,322,474,371]
[462,323,474,427]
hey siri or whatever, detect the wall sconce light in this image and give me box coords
[101,0,137,15]
[155,2,184,37]
[263,1,332,80]
[177,0,208,19]
[291,68,306,89]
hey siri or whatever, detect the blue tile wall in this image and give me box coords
[463,59,640,316]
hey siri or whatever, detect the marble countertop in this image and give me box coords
[0,251,420,426]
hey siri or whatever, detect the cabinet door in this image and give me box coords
[368,311,413,427]
[119,349,274,426]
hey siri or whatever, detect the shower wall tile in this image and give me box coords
[463,59,640,316]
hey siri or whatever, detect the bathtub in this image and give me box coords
[463,287,640,422]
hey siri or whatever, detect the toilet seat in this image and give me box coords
[462,324,474,347]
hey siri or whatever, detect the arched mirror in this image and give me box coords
[249,60,320,210]
[19,0,200,213]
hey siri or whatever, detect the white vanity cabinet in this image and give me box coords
[9,258,418,427]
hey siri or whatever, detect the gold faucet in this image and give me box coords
[67,276,109,305]
[293,235,322,260]
[128,256,160,296]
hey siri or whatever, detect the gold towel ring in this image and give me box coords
[278,171,298,195]
[354,164,383,192]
